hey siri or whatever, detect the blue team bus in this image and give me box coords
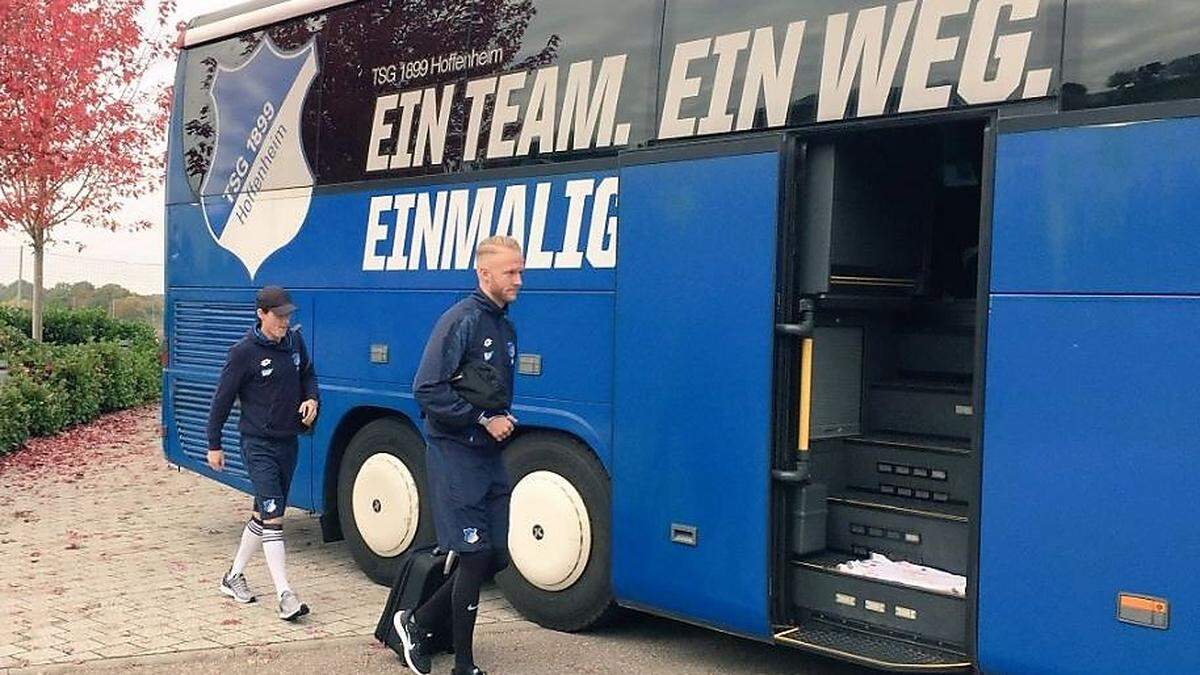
[164,0,1200,671]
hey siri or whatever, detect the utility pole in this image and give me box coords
[16,246,23,305]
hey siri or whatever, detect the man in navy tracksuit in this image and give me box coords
[397,236,523,675]
[206,286,319,621]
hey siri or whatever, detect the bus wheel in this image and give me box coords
[498,433,615,632]
[337,418,431,585]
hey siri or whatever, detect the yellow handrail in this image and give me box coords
[798,337,813,452]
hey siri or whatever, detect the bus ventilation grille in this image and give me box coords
[170,378,247,475]
[171,301,256,371]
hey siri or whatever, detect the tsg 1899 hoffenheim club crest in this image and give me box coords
[200,38,319,278]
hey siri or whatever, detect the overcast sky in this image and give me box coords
[0,0,245,295]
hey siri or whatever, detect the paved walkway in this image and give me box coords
[0,406,525,670]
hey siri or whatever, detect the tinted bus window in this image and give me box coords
[179,15,325,198]
[317,0,661,186]
[658,0,1062,137]
[1061,1,1200,110]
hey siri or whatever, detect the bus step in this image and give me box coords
[827,493,969,575]
[837,436,973,506]
[790,552,967,647]
[775,619,970,671]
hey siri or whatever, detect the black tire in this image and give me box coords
[497,432,616,632]
[337,418,434,585]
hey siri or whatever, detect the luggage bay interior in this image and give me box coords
[775,121,985,670]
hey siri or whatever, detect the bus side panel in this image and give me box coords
[612,150,779,639]
[989,117,1200,294]
[981,119,1200,673]
[311,288,615,431]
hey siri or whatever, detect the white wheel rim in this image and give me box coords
[352,452,419,557]
[508,470,592,592]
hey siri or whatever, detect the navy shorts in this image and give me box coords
[239,435,298,520]
[426,437,510,554]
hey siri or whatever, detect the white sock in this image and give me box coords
[229,518,262,577]
[261,524,292,597]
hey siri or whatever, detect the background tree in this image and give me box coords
[0,0,174,340]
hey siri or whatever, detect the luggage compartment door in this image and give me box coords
[980,113,1200,672]
[612,140,784,638]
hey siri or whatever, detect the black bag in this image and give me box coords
[375,546,455,656]
[449,359,510,410]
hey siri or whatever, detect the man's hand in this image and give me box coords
[299,399,319,426]
[207,449,225,472]
[484,416,515,442]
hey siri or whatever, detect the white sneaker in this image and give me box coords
[219,571,255,604]
[278,590,309,621]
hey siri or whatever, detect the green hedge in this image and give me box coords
[0,310,161,455]
[0,306,156,347]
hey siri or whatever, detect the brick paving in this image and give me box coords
[0,406,526,670]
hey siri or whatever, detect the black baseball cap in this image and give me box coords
[256,286,296,315]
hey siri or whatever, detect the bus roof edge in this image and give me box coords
[182,0,356,48]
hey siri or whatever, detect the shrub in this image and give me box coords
[0,306,157,347]
[93,341,139,412]
[0,324,30,354]
[0,380,31,455]
[49,345,104,425]
[0,306,30,336]
[8,373,69,437]
[0,308,162,449]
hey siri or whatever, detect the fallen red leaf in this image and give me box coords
[0,406,158,481]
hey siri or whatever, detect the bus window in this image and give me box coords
[178,16,324,200]
[1062,1,1200,110]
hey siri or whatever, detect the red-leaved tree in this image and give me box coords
[0,0,175,340]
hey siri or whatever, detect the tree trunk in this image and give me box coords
[31,235,44,342]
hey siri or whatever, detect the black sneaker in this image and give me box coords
[451,667,487,675]
[393,610,432,675]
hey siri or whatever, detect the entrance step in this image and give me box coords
[775,620,970,671]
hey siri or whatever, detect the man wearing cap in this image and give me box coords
[206,285,319,621]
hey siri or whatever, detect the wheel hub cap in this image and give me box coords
[509,470,591,591]
[352,452,419,557]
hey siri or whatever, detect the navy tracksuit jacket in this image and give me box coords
[206,326,318,518]
[413,290,517,553]
[207,326,319,450]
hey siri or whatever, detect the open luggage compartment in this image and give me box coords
[774,121,985,671]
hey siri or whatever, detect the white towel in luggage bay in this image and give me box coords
[200,38,318,279]
[836,553,966,597]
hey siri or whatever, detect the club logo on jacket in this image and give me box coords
[463,527,480,544]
